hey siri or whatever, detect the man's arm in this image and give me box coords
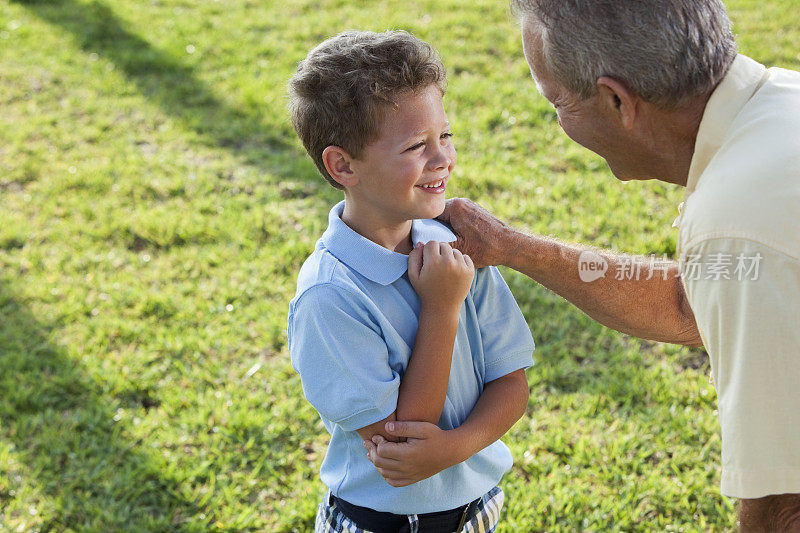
[356,241,474,444]
[364,369,530,487]
[438,198,702,347]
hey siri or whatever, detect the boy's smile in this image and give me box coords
[415,178,447,193]
[341,84,456,253]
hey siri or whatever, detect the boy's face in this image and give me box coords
[348,84,456,224]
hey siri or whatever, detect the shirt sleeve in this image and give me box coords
[471,266,536,382]
[287,283,400,432]
[681,237,800,498]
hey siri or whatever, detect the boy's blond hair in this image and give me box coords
[288,30,447,189]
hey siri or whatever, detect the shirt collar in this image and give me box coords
[685,54,769,196]
[320,200,458,285]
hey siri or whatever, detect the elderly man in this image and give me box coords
[365,0,800,528]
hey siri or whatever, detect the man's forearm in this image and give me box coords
[395,305,459,424]
[450,369,530,463]
[503,231,702,347]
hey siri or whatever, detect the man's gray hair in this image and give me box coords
[512,0,738,108]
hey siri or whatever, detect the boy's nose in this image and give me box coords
[427,146,452,171]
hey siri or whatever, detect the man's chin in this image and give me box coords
[607,161,646,183]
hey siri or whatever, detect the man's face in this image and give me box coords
[521,19,650,181]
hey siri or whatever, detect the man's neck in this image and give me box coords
[645,92,712,187]
[341,199,414,255]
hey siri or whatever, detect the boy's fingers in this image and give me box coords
[408,245,423,277]
[422,240,439,262]
[385,420,432,440]
[371,454,402,469]
[378,467,411,480]
[463,253,473,268]
[370,441,406,461]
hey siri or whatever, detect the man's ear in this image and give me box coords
[322,146,359,188]
[596,76,639,130]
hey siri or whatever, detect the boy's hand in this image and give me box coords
[363,421,464,487]
[408,241,474,312]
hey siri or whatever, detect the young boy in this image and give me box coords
[287,30,535,532]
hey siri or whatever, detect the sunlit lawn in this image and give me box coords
[1,0,798,530]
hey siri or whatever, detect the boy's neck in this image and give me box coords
[341,199,414,255]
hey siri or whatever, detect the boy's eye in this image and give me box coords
[406,133,453,152]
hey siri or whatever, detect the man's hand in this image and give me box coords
[364,421,465,487]
[437,198,518,268]
[408,241,474,311]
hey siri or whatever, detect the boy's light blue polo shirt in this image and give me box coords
[287,200,535,514]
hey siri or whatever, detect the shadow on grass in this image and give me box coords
[0,281,202,530]
[12,0,308,182]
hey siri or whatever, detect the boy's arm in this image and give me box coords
[449,368,530,458]
[356,241,473,444]
[357,412,400,443]
[364,368,530,487]
[395,298,461,422]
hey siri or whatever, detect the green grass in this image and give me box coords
[1,0,798,530]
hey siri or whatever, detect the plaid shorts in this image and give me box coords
[314,486,504,533]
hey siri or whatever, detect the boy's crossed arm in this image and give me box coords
[364,367,529,487]
[356,241,475,444]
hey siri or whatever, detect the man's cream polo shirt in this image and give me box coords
[676,54,800,499]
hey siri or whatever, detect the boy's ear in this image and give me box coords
[322,146,359,187]
[596,76,639,130]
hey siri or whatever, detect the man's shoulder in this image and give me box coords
[680,80,800,257]
[681,178,800,254]
[733,66,800,141]
[680,173,800,258]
